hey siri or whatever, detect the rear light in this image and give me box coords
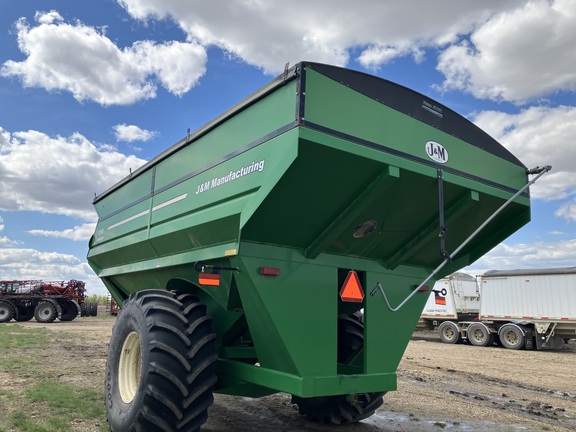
[199,273,220,286]
[260,267,281,276]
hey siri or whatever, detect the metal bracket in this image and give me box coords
[194,261,239,274]
[437,169,451,262]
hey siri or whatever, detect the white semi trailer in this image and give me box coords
[420,272,480,340]
[421,268,576,350]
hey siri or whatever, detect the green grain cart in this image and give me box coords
[88,62,546,431]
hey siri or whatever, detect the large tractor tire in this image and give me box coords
[0,300,15,323]
[60,301,78,322]
[90,302,98,316]
[105,290,217,432]
[15,306,34,322]
[34,301,57,323]
[291,313,385,424]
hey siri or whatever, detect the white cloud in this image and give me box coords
[35,10,63,25]
[0,216,23,246]
[0,127,146,220]
[28,223,96,241]
[358,43,426,70]
[0,247,80,269]
[437,0,576,104]
[0,127,10,146]
[0,216,21,246]
[117,0,523,74]
[555,199,576,223]
[4,2,572,107]
[0,247,107,295]
[113,124,157,142]
[0,11,206,105]
[466,238,576,274]
[0,236,22,247]
[472,105,576,201]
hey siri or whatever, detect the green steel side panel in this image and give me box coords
[232,252,338,378]
[89,80,297,245]
[216,359,397,398]
[96,253,235,302]
[93,169,153,218]
[88,130,300,281]
[241,129,529,272]
[297,127,528,204]
[240,67,530,271]
[153,81,298,190]
[303,67,527,192]
[364,269,430,374]
[211,242,430,397]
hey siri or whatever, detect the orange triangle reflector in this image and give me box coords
[340,271,364,303]
[199,273,220,286]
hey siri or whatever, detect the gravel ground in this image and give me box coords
[2,319,575,431]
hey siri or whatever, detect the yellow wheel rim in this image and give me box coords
[118,331,141,403]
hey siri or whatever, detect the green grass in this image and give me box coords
[0,325,108,432]
[0,325,52,379]
[27,381,105,419]
[9,381,108,431]
[0,324,50,349]
[0,324,50,378]
[11,411,70,432]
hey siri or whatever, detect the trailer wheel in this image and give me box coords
[15,307,34,322]
[90,302,98,316]
[85,302,93,316]
[88,302,95,316]
[438,321,462,344]
[105,290,217,432]
[0,300,15,323]
[34,301,57,323]
[467,323,494,347]
[291,313,385,424]
[60,301,78,321]
[498,324,525,350]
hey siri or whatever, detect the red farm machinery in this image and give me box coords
[0,279,97,323]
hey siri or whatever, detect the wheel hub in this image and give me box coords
[471,329,483,342]
[504,331,519,344]
[118,331,142,403]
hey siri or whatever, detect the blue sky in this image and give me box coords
[1,0,575,295]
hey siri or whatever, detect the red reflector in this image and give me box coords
[199,273,220,286]
[260,267,280,276]
[413,284,429,292]
[339,271,364,303]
